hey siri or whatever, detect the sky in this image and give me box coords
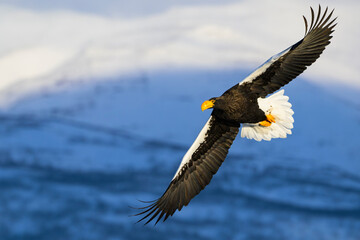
[0,0,359,108]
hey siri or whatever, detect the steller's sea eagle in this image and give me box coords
[135,5,336,224]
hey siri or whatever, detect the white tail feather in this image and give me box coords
[240,90,294,141]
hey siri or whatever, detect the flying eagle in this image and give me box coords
[136,6,336,224]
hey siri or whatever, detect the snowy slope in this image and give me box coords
[1,1,360,239]
[1,0,359,109]
[0,69,359,240]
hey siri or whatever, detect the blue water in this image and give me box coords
[0,69,360,239]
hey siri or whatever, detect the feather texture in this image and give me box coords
[239,6,337,98]
[241,90,294,141]
[135,5,336,225]
[135,116,239,224]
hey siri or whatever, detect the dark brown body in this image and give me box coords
[212,83,267,124]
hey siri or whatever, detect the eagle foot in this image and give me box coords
[259,114,276,127]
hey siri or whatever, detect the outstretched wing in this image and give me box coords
[239,6,337,97]
[136,115,239,224]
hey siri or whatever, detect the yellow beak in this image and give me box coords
[201,99,215,111]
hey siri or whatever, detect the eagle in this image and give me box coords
[135,6,336,224]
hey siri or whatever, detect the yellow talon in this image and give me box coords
[259,120,272,127]
[266,114,276,123]
[259,114,276,127]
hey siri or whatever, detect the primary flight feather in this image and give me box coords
[135,5,336,224]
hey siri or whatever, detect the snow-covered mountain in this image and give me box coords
[1,0,359,109]
[1,0,360,239]
[0,68,359,240]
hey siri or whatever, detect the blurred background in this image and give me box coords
[0,0,359,239]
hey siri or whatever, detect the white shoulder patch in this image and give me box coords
[239,46,292,86]
[240,90,294,141]
[172,116,212,180]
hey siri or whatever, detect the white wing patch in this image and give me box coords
[239,46,292,86]
[241,90,294,141]
[172,116,212,180]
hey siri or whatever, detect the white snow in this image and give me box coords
[0,0,359,108]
